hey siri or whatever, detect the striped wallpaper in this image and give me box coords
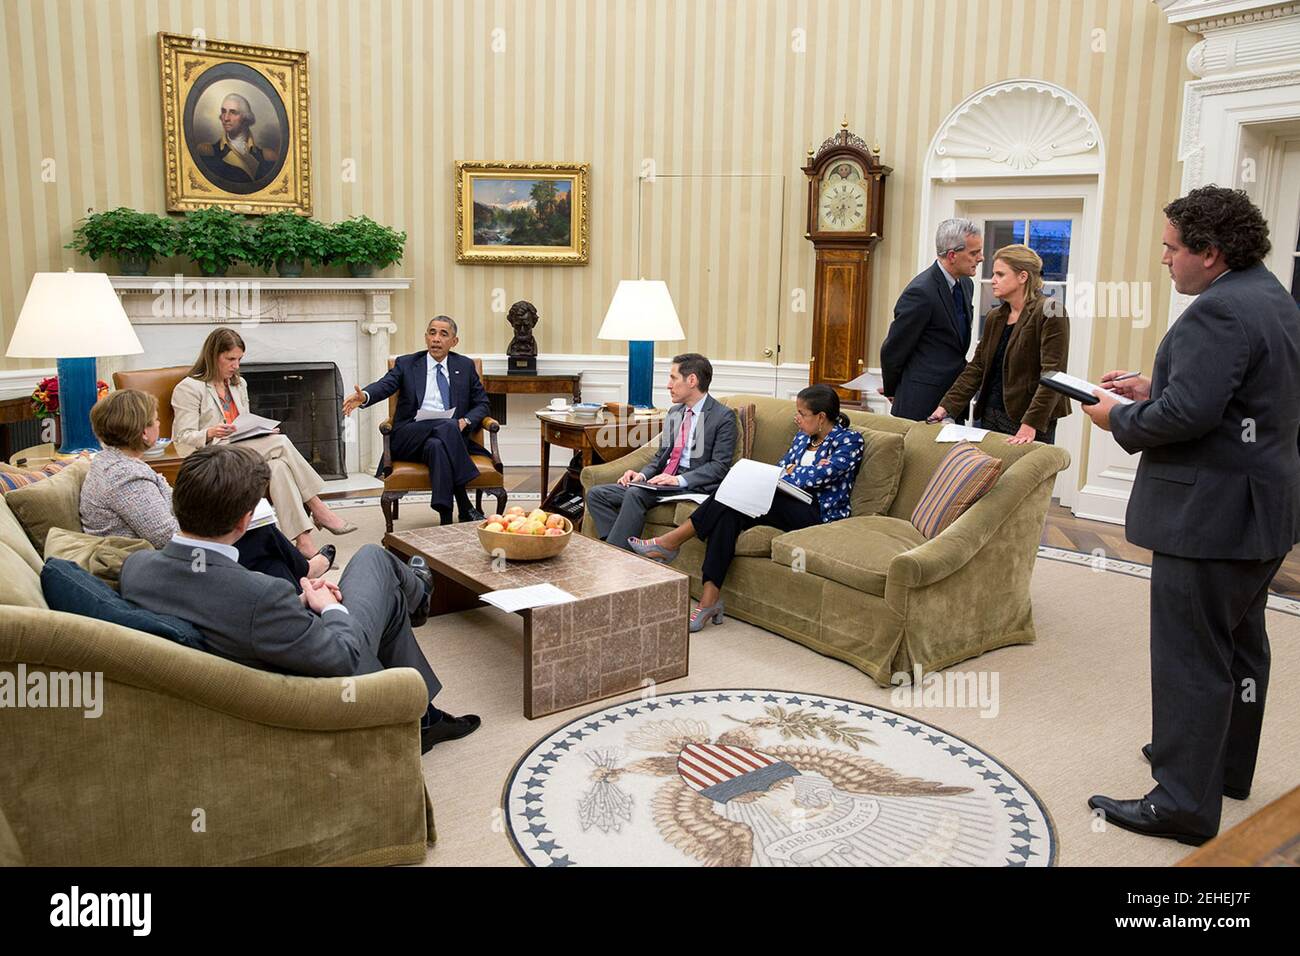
[1,0,1194,380]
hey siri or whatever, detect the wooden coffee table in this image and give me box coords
[384,523,690,719]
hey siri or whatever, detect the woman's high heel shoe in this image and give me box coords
[628,535,679,562]
[688,599,725,633]
[314,515,357,535]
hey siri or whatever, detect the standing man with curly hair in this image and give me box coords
[1083,186,1300,847]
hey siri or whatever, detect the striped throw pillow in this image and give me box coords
[911,441,1002,538]
[0,459,76,493]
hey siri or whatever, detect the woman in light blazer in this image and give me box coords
[172,327,355,559]
[82,388,335,586]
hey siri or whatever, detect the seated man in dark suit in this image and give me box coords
[878,218,983,421]
[119,444,480,753]
[344,314,489,525]
[586,353,737,551]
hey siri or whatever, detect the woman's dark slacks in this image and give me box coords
[688,493,820,588]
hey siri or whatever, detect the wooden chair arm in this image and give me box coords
[477,417,503,467]
[378,420,394,477]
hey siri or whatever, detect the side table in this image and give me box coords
[482,374,581,425]
[535,408,664,521]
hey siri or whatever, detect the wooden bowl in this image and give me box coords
[477,516,574,561]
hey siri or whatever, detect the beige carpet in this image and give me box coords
[322,500,1300,867]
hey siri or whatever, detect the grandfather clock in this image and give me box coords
[801,123,890,402]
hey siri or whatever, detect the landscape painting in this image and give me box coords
[456,162,589,264]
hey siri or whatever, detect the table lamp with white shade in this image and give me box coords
[596,279,685,409]
[5,270,143,453]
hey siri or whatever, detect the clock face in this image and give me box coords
[817,161,868,232]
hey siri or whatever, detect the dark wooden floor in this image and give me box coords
[383,467,1300,598]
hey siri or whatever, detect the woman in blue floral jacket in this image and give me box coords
[630,384,865,632]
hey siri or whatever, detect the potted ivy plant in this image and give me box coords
[175,207,254,276]
[65,207,176,276]
[327,215,406,277]
[253,211,330,277]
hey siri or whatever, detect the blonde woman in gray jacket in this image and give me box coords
[172,327,355,559]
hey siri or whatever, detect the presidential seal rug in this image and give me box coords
[504,690,1055,867]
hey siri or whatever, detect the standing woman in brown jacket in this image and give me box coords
[929,243,1071,444]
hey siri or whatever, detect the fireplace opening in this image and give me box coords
[240,362,346,479]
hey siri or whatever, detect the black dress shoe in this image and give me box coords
[1141,744,1249,800]
[421,713,481,752]
[1087,794,1213,846]
[315,544,336,573]
[408,555,433,628]
[459,507,486,523]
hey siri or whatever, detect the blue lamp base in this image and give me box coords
[627,340,655,409]
[55,357,101,454]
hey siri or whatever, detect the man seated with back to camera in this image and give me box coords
[118,444,481,752]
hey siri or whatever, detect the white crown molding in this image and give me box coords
[931,79,1102,177]
[1156,0,1300,31]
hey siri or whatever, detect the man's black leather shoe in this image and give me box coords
[408,556,433,628]
[1087,794,1212,846]
[421,713,481,752]
[459,507,486,523]
[1141,744,1249,800]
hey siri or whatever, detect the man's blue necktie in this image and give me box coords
[951,281,970,346]
[436,363,451,410]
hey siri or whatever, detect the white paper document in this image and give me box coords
[227,412,280,442]
[654,492,710,504]
[715,459,783,518]
[414,406,457,422]
[481,584,577,613]
[246,498,278,530]
[936,423,991,443]
[840,370,884,394]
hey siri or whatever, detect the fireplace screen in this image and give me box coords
[240,362,346,480]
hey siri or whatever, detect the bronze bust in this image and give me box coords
[506,300,539,374]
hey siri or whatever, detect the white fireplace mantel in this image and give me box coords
[103,275,413,475]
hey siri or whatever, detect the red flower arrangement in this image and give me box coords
[31,376,110,416]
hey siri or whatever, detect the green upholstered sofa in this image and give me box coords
[0,468,434,866]
[581,394,1070,685]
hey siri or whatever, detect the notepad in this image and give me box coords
[1040,371,1133,406]
[246,498,278,531]
[227,412,280,442]
[481,584,577,613]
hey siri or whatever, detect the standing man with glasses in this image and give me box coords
[879,218,984,422]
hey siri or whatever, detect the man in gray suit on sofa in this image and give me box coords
[1083,186,1300,845]
[119,444,480,752]
[587,353,737,551]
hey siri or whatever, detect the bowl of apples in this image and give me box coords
[477,505,574,561]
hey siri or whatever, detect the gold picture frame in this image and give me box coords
[456,161,589,264]
[158,32,311,215]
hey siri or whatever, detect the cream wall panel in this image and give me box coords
[2,0,1194,387]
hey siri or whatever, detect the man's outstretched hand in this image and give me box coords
[343,385,366,417]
